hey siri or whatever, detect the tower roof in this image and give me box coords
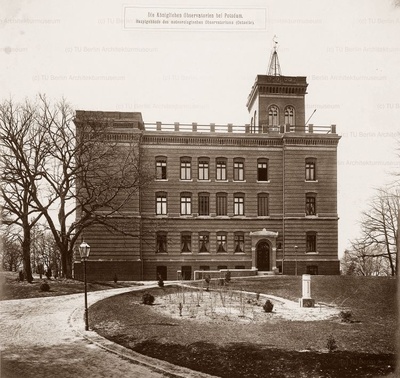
[267,39,282,76]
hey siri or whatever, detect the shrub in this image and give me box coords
[326,334,338,352]
[263,299,274,313]
[142,292,155,305]
[339,310,353,323]
[225,270,231,283]
[113,273,118,284]
[158,274,164,287]
[204,275,211,291]
[40,282,50,292]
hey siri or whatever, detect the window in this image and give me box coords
[180,157,191,180]
[305,158,316,181]
[257,159,269,181]
[306,232,317,253]
[216,232,227,253]
[156,232,167,253]
[235,265,245,269]
[199,265,210,271]
[216,158,227,180]
[233,159,245,181]
[156,157,167,180]
[198,158,209,180]
[305,193,316,215]
[234,232,245,253]
[284,106,295,126]
[216,192,228,216]
[180,193,192,215]
[268,105,279,126]
[199,232,210,253]
[198,192,210,216]
[258,193,269,216]
[181,233,192,253]
[234,193,245,215]
[218,265,227,270]
[156,192,167,215]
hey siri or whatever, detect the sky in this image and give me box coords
[1,0,400,257]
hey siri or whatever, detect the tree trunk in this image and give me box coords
[60,247,73,279]
[396,209,399,276]
[66,249,73,279]
[22,227,33,283]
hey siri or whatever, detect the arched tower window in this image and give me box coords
[268,105,279,126]
[284,106,295,126]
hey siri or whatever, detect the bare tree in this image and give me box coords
[1,96,153,279]
[30,224,61,278]
[359,187,399,276]
[341,241,391,276]
[1,226,23,272]
[28,97,152,278]
[0,99,49,282]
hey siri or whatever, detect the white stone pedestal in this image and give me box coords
[299,274,315,307]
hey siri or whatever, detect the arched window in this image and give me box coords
[306,232,317,253]
[180,157,192,180]
[284,106,295,126]
[305,192,317,216]
[305,158,317,181]
[268,105,279,126]
[155,156,167,180]
[257,158,269,181]
[180,192,192,215]
[234,232,245,253]
[257,193,269,216]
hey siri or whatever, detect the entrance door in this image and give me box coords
[256,241,270,271]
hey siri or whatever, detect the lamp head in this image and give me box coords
[79,241,91,260]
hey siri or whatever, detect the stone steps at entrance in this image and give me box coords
[257,271,276,276]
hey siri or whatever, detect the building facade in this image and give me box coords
[74,51,340,281]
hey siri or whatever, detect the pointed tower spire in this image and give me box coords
[267,36,282,76]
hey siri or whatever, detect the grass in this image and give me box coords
[90,276,397,377]
[0,271,139,300]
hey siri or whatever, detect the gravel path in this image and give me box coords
[0,286,214,378]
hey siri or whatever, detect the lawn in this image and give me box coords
[0,271,139,300]
[90,275,398,377]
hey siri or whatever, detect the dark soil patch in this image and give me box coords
[124,340,394,378]
[90,277,397,377]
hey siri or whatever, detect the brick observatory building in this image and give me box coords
[74,48,340,281]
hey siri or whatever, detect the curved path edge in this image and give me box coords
[68,286,218,378]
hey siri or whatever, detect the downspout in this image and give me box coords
[138,131,144,280]
[282,134,286,274]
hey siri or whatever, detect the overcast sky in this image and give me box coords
[2,0,400,257]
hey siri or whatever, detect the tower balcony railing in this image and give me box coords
[143,122,337,135]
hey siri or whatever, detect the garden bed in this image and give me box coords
[90,276,397,377]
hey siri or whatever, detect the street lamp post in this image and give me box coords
[79,241,91,331]
[294,245,298,276]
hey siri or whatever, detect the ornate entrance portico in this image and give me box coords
[249,228,279,272]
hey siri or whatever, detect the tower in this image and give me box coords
[247,44,308,133]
